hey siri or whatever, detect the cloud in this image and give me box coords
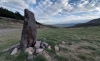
[31,0,100,24]
[26,0,36,4]
[30,0,73,21]
[37,14,99,24]
[33,0,99,16]
[0,0,29,14]
[0,0,100,24]
[38,19,54,24]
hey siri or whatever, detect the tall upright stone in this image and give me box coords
[20,9,37,50]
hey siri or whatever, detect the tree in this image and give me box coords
[0,7,24,20]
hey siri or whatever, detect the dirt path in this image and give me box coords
[0,28,22,36]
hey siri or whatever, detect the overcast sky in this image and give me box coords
[0,0,100,24]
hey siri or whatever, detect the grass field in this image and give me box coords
[0,26,100,61]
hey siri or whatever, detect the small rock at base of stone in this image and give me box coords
[25,47,34,54]
[35,48,44,54]
[55,46,59,51]
[11,48,18,55]
[62,41,66,45]
[34,41,41,48]
[27,54,33,59]
[48,46,51,50]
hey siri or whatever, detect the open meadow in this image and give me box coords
[0,1,100,61]
[0,26,100,61]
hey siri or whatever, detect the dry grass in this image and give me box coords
[0,26,100,61]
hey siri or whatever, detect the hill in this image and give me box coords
[73,18,100,27]
[0,17,23,29]
[0,7,24,20]
[53,23,76,27]
[0,7,57,28]
[0,17,46,29]
[87,18,100,23]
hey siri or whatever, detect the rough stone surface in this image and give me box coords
[43,41,48,47]
[48,46,51,50]
[11,48,18,55]
[55,46,59,51]
[27,54,33,59]
[62,41,66,45]
[43,50,52,61]
[40,41,48,48]
[35,48,44,54]
[34,41,41,48]
[25,47,34,54]
[20,9,37,50]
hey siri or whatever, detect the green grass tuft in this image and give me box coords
[78,54,87,60]
[55,54,68,61]
[0,26,100,61]
[34,55,47,61]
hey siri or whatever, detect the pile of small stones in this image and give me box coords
[25,41,49,59]
[11,41,50,59]
[11,41,66,60]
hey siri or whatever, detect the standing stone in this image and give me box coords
[20,9,37,50]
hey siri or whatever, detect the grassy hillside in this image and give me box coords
[88,18,100,23]
[73,18,100,27]
[0,26,100,61]
[0,17,23,29]
[0,17,47,29]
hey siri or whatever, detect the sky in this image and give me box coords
[0,0,100,24]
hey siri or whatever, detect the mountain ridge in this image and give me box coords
[73,18,100,27]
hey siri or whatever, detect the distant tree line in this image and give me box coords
[0,7,24,20]
[0,7,43,25]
